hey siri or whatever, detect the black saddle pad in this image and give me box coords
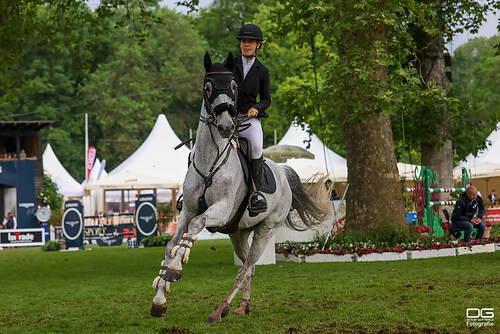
[236,143,276,194]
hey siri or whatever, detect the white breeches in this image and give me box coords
[189,118,263,161]
[238,118,263,160]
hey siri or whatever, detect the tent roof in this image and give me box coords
[42,144,84,197]
[88,114,190,190]
[276,123,420,182]
[454,162,500,179]
[277,123,348,182]
[458,123,500,167]
[86,170,178,190]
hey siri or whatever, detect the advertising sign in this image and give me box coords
[135,194,157,244]
[0,228,45,247]
[62,200,84,249]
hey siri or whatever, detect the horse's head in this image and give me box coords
[203,51,237,138]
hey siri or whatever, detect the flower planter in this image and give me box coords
[495,243,500,251]
[408,248,456,260]
[275,253,305,263]
[304,253,354,263]
[353,251,408,262]
[483,226,492,239]
[456,243,495,256]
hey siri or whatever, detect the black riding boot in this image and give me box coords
[176,155,192,212]
[248,156,267,217]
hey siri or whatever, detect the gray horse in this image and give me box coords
[151,52,332,323]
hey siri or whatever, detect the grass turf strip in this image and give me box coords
[0,239,498,333]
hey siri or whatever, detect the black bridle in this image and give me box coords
[201,71,238,126]
[190,70,249,215]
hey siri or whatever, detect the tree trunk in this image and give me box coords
[339,24,406,231]
[419,29,454,206]
[342,111,407,231]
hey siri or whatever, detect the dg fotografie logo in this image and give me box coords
[466,308,494,327]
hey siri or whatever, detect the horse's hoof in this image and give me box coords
[207,302,229,324]
[233,299,251,315]
[164,267,182,282]
[206,314,222,324]
[150,302,167,317]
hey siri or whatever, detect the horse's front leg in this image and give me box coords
[150,210,192,317]
[166,203,232,284]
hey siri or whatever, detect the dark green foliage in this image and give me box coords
[41,241,61,252]
[38,174,64,214]
[140,235,172,247]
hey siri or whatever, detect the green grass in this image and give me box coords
[0,240,499,333]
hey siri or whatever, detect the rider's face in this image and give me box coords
[240,38,260,59]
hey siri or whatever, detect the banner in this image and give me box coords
[87,146,96,181]
[0,228,45,247]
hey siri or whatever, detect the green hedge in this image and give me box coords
[41,241,61,252]
[140,235,172,247]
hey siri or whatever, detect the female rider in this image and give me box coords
[233,23,271,216]
[180,24,271,216]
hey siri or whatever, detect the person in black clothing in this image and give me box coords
[488,189,496,206]
[450,185,485,242]
[2,212,17,229]
[233,24,271,216]
[325,179,340,201]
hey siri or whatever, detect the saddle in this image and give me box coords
[236,137,276,194]
[205,137,276,235]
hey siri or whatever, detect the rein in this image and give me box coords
[191,115,251,215]
[173,68,251,216]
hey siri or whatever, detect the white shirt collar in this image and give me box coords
[242,56,256,79]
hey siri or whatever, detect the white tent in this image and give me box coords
[86,114,190,190]
[277,123,348,182]
[276,123,420,182]
[456,123,500,178]
[42,144,85,198]
[458,122,500,167]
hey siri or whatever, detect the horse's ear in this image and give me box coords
[204,52,212,72]
[224,51,234,71]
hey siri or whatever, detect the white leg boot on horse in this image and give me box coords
[151,210,192,317]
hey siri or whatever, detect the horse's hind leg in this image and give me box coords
[207,227,275,323]
[230,229,254,316]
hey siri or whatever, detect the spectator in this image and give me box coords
[2,212,17,229]
[488,189,496,207]
[325,179,340,201]
[19,149,27,160]
[450,185,485,242]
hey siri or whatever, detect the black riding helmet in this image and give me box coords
[236,24,264,41]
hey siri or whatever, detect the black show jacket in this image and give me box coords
[233,56,271,118]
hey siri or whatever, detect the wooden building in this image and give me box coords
[0,121,53,228]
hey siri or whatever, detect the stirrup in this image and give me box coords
[176,194,183,211]
[248,191,267,217]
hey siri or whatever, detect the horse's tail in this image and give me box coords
[283,165,333,231]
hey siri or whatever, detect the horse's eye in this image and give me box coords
[205,82,212,98]
[230,80,237,96]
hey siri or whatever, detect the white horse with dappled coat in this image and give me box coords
[150,52,332,323]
